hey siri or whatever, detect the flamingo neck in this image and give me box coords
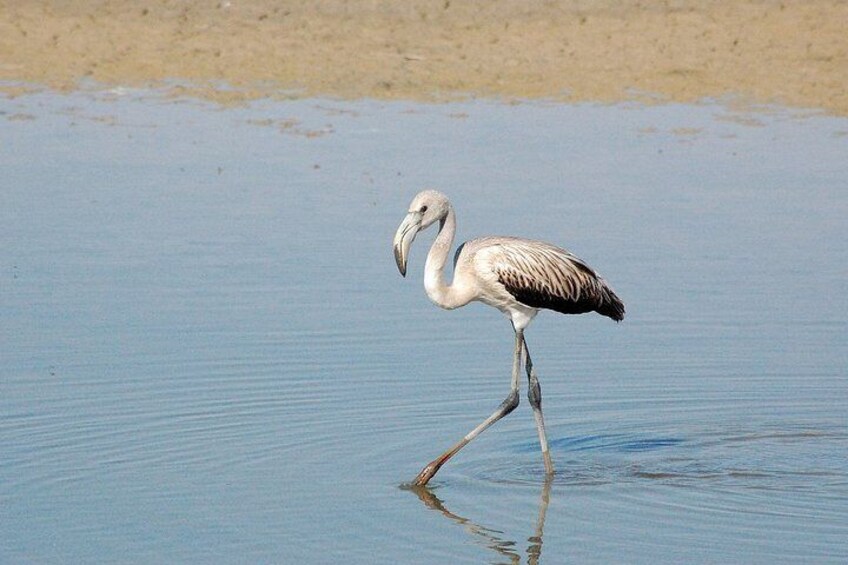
[424,206,464,310]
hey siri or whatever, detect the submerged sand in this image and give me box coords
[1,1,847,114]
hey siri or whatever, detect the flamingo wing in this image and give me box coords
[489,239,625,321]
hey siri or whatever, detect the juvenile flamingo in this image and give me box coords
[393,190,624,486]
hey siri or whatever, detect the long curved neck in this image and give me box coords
[424,206,465,310]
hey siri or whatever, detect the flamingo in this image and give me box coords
[393,190,625,486]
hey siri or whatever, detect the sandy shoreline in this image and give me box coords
[1,1,847,114]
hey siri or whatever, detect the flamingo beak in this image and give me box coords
[393,211,422,277]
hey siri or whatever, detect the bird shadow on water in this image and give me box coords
[547,434,685,454]
[466,433,688,487]
[404,476,553,565]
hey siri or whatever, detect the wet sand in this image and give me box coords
[1,1,847,114]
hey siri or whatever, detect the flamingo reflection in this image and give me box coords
[409,477,553,564]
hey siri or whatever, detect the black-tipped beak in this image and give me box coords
[393,211,422,277]
[394,242,407,277]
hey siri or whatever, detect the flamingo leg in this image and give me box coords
[523,336,555,475]
[412,330,523,487]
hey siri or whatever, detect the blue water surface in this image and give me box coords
[1,90,847,563]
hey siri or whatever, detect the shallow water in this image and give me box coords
[2,91,847,563]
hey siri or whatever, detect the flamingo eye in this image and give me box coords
[420,205,428,213]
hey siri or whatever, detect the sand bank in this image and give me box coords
[1,1,847,114]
